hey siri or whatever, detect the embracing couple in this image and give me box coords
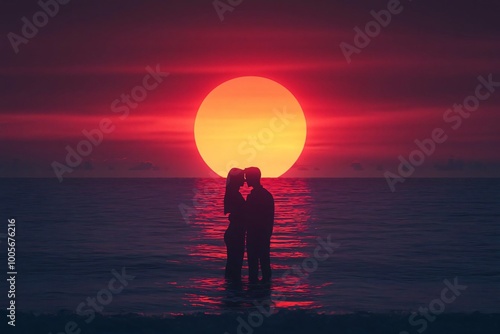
[223,167,274,284]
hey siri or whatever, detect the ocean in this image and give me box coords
[0,178,499,333]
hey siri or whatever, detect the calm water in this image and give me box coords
[0,178,499,316]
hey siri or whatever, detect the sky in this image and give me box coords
[1,0,499,178]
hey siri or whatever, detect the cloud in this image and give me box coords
[82,161,94,170]
[434,158,464,171]
[129,161,159,171]
[71,160,94,171]
[468,161,486,171]
[292,163,309,171]
[434,159,499,172]
[350,162,364,171]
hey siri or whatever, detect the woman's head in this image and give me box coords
[224,168,244,215]
[226,168,245,190]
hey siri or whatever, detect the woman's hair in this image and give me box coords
[224,168,244,214]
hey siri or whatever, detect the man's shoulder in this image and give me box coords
[260,187,274,202]
[248,186,273,200]
[262,186,273,196]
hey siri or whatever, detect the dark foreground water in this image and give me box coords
[0,178,499,333]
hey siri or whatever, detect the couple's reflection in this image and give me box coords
[223,279,273,309]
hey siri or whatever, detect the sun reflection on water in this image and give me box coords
[180,178,326,312]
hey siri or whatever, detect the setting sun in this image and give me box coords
[194,76,307,177]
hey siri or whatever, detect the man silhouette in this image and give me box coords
[244,167,274,283]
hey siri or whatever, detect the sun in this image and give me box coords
[194,76,307,177]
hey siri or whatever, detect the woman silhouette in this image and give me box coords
[223,168,246,281]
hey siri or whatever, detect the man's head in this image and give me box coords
[244,167,261,188]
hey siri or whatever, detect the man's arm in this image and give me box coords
[266,194,274,239]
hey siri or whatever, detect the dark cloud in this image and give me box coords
[350,162,364,171]
[468,161,487,171]
[434,158,465,171]
[433,158,500,173]
[83,161,93,170]
[291,163,309,171]
[129,161,159,171]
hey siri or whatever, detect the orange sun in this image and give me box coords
[194,76,307,177]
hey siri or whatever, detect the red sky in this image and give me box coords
[1,0,499,178]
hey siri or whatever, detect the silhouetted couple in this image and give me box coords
[224,167,274,284]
